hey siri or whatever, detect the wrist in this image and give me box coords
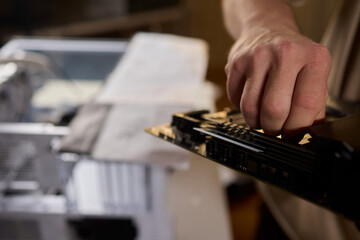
[237,0,300,36]
[242,12,300,36]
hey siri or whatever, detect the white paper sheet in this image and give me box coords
[92,33,214,168]
[97,32,209,104]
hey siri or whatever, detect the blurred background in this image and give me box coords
[0,0,339,239]
[0,0,339,109]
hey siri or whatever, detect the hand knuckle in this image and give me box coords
[253,45,270,59]
[274,39,298,66]
[241,100,258,119]
[227,50,239,65]
[309,45,332,67]
[278,39,296,54]
[278,39,295,52]
[229,55,248,73]
[293,94,322,111]
[262,98,288,119]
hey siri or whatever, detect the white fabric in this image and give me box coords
[257,183,360,240]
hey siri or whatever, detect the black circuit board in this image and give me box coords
[146,109,360,222]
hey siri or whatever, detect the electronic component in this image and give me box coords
[146,109,360,222]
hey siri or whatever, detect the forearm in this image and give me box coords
[222,0,300,39]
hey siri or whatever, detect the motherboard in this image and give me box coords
[146,109,360,222]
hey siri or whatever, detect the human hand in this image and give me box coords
[225,27,332,139]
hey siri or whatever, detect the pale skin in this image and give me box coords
[222,0,332,139]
